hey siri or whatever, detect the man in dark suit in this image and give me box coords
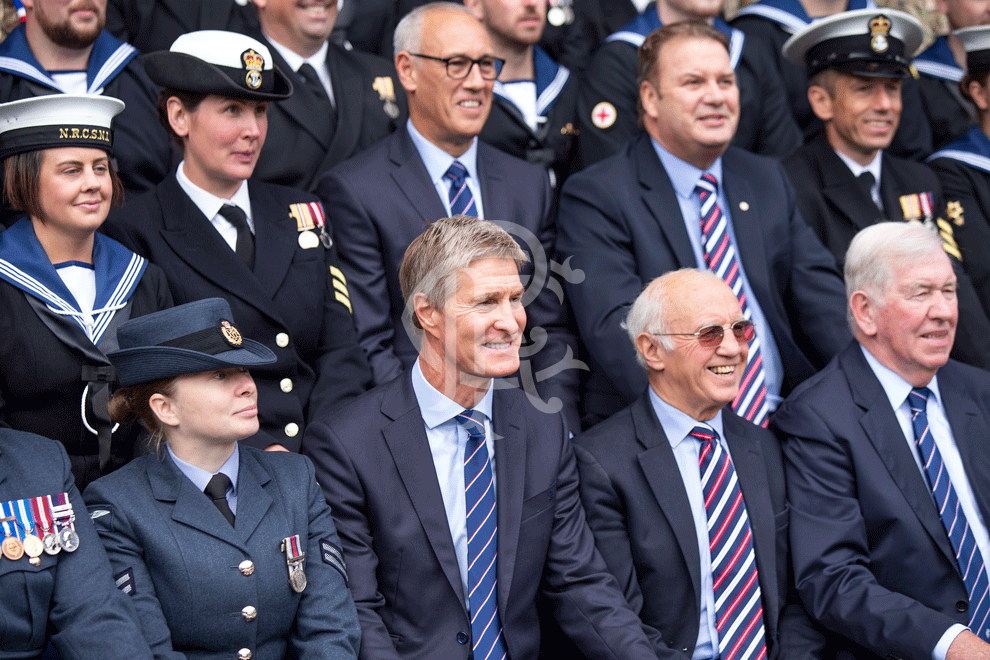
[557,21,849,427]
[782,9,990,369]
[106,0,260,54]
[316,1,581,430]
[304,215,664,660]
[576,0,801,169]
[466,0,578,194]
[575,269,819,660]
[773,221,990,660]
[251,0,406,191]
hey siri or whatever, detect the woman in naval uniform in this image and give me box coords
[101,30,372,454]
[929,26,990,321]
[83,298,361,660]
[0,94,172,490]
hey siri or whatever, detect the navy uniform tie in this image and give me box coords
[204,473,235,527]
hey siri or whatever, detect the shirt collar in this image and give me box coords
[651,137,724,201]
[835,148,883,183]
[167,442,240,495]
[406,118,480,190]
[411,358,494,429]
[860,343,941,411]
[176,161,253,225]
[648,386,726,449]
[265,35,328,74]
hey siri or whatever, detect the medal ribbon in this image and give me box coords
[51,492,75,530]
[0,500,20,539]
[285,534,303,560]
[30,496,52,536]
[15,498,35,539]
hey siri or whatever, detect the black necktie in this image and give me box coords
[204,473,235,527]
[857,171,876,200]
[218,204,254,270]
[297,62,337,134]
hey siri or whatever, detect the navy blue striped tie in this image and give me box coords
[692,425,768,660]
[456,409,508,660]
[909,388,990,640]
[445,161,478,217]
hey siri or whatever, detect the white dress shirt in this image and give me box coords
[176,161,254,252]
[406,119,485,219]
[265,36,336,107]
[835,149,883,212]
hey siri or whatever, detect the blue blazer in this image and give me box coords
[303,372,663,660]
[83,445,360,660]
[0,428,152,660]
[773,342,990,659]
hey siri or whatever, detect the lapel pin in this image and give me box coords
[739,201,750,211]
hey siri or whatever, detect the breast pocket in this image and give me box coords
[0,553,57,652]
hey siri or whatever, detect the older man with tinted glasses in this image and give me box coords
[574,268,821,660]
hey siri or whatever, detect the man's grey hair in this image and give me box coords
[394,2,476,55]
[624,268,727,368]
[844,221,945,328]
[400,215,529,334]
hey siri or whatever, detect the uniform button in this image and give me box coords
[280,378,293,393]
[456,632,468,645]
[238,649,252,660]
[241,605,257,622]
[238,560,255,576]
[957,600,969,613]
[285,423,299,437]
[276,333,289,348]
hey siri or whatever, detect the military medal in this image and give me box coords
[298,230,320,250]
[22,532,43,566]
[52,493,79,553]
[0,512,23,561]
[900,192,936,230]
[15,499,43,565]
[373,76,401,120]
[32,495,60,554]
[281,534,307,593]
[289,202,331,250]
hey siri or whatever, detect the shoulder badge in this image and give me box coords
[591,102,616,130]
[946,200,965,226]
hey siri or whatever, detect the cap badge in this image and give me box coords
[242,49,264,90]
[869,14,891,53]
[219,320,243,347]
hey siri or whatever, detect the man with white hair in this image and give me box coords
[774,221,990,660]
[575,268,819,660]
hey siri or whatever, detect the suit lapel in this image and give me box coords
[723,413,779,637]
[631,396,702,604]
[380,375,466,608]
[265,45,331,148]
[248,184,296,300]
[939,367,990,528]
[477,144,508,222]
[722,158,773,305]
[323,48,363,167]
[635,135,696,268]
[492,390,525,615]
[878,152,908,223]
[388,129,448,223]
[232,448,273,543]
[148,452,244,549]
[843,346,960,571]
[813,137,883,230]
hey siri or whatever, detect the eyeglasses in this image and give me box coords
[653,320,756,348]
[409,53,505,80]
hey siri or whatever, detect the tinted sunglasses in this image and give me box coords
[654,320,756,348]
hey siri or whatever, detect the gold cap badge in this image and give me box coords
[242,49,264,89]
[219,319,243,347]
[869,14,891,53]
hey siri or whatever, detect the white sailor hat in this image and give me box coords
[955,25,990,76]
[783,8,924,78]
[145,30,292,101]
[0,94,124,161]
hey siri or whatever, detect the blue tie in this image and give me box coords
[445,161,478,217]
[455,409,508,660]
[908,388,990,640]
[691,425,768,660]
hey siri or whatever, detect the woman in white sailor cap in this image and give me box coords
[102,30,372,455]
[0,94,173,490]
[83,297,360,660]
[929,25,990,320]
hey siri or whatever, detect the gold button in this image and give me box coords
[280,378,293,393]
[238,560,254,576]
[275,333,289,348]
[241,605,257,622]
[284,423,299,438]
[238,649,252,660]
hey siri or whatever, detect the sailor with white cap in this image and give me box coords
[0,93,173,490]
[782,9,990,369]
[102,30,373,454]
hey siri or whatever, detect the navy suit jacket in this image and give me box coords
[103,176,373,451]
[303,372,663,660]
[0,429,152,659]
[84,446,360,660]
[575,394,821,659]
[773,342,990,660]
[556,132,851,424]
[314,126,580,430]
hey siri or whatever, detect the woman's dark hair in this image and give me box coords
[107,377,177,453]
[4,148,124,218]
[157,87,209,147]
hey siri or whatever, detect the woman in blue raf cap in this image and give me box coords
[101,30,373,455]
[83,297,361,660]
[0,94,173,491]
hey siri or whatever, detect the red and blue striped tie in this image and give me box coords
[456,409,508,660]
[909,388,990,640]
[696,174,769,427]
[445,161,478,217]
[692,425,768,660]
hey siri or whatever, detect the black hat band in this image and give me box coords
[806,34,907,76]
[968,50,990,77]
[157,320,244,355]
[0,124,113,160]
